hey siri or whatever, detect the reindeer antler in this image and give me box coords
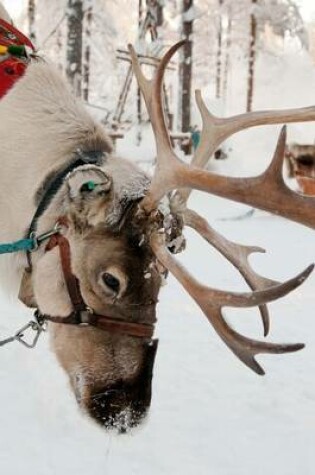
[129,42,315,228]
[180,90,315,203]
[151,233,313,375]
[129,42,315,374]
[183,208,278,336]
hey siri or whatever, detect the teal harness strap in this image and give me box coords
[0,238,36,254]
[0,226,61,256]
[0,152,102,259]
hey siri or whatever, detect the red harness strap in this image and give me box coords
[46,233,86,312]
[0,19,35,99]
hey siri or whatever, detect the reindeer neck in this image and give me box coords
[0,60,111,294]
[0,60,111,235]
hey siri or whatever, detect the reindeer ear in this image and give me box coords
[66,165,112,198]
[19,271,37,308]
[65,165,114,227]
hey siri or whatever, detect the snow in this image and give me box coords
[0,3,315,474]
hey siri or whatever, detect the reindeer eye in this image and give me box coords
[102,273,120,293]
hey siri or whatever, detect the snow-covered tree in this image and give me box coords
[193,0,308,112]
[245,0,308,110]
[28,0,36,44]
[82,0,92,101]
[178,0,194,134]
[256,0,308,48]
[24,0,310,127]
[66,0,83,97]
[247,0,257,111]
[215,0,223,99]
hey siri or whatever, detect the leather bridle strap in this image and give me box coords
[43,233,155,339]
[43,312,155,339]
[46,233,86,312]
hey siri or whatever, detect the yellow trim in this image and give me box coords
[0,45,8,55]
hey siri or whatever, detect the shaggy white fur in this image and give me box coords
[0,3,149,299]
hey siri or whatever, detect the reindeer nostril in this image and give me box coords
[102,273,120,293]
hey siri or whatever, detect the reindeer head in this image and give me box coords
[18,150,184,432]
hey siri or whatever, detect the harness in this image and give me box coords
[43,231,155,339]
[0,150,155,348]
[0,20,155,346]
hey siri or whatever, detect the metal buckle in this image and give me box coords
[30,223,61,252]
[79,309,92,326]
[0,312,47,349]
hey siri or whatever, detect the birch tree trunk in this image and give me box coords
[28,0,36,45]
[66,0,83,97]
[82,0,92,102]
[156,0,163,30]
[178,0,193,135]
[215,0,223,99]
[246,0,257,112]
[137,0,144,126]
[222,12,232,102]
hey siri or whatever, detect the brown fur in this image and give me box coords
[32,175,163,431]
[285,143,315,180]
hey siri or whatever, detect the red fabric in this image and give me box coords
[0,19,35,99]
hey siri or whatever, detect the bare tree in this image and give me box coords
[66,0,84,97]
[137,0,144,126]
[215,0,223,99]
[28,0,36,44]
[222,10,232,101]
[82,0,92,102]
[246,0,257,112]
[178,0,194,134]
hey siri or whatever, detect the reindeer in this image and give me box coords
[285,143,315,194]
[0,4,315,432]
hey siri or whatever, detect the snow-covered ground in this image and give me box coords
[0,16,315,473]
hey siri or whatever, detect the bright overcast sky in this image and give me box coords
[3,0,25,19]
[2,0,315,23]
[298,0,315,20]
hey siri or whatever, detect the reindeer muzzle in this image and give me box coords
[81,339,158,432]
